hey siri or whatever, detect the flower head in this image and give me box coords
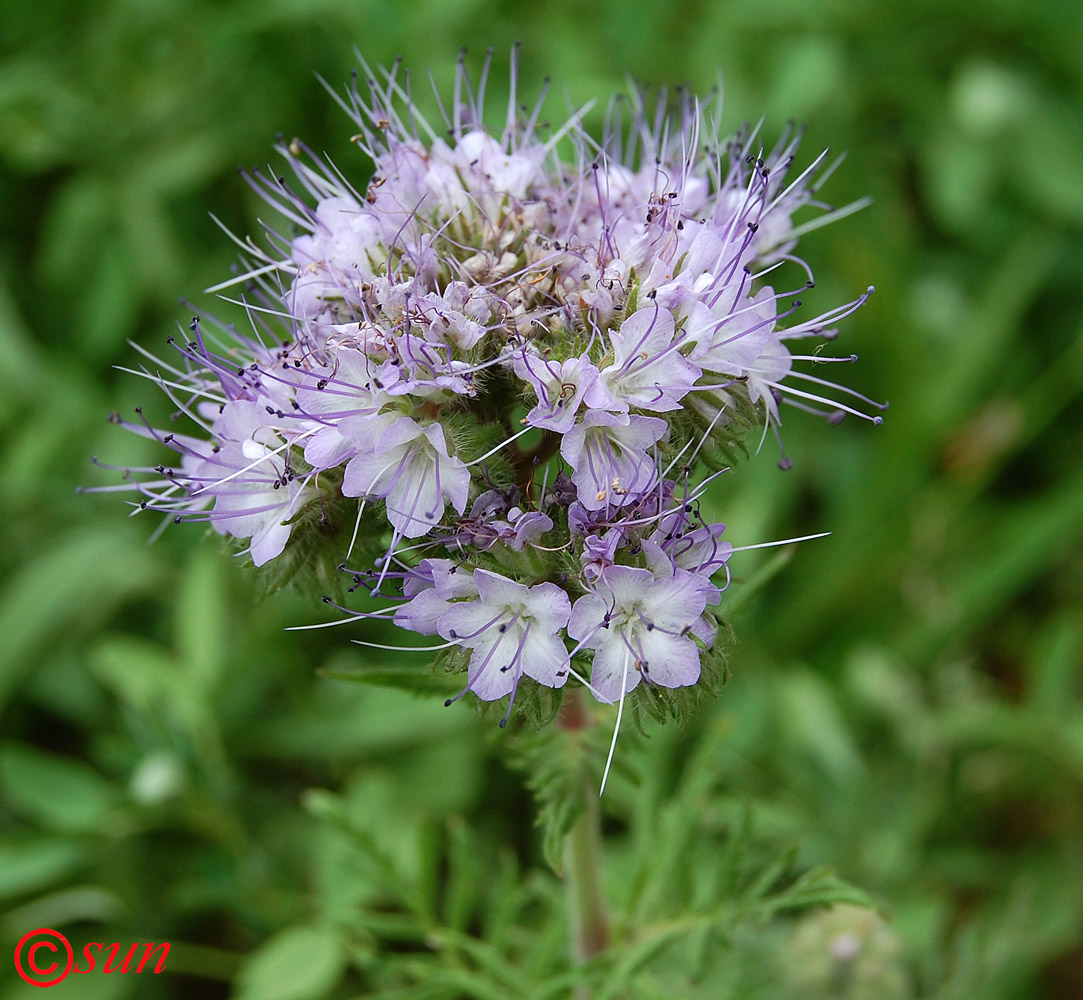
[96,49,882,736]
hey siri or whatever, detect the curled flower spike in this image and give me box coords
[93,49,882,740]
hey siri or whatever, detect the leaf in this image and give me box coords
[319,665,461,696]
[0,529,160,713]
[0,838,88,900]
[0,742,120,833]
[176,545,228,691]
[778,670,864,786]
[233,925,345,1000]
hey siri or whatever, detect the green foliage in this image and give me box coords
[3,0,1083,997]
[507,713,601,871]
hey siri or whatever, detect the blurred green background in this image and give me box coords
[2,0,1082,997]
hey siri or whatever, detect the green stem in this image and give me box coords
[558,690,609,969]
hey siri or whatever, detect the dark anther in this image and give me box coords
[448,629,458,639]
[444,698,454,707]
[322,595,332,603]
[498,624,507,633]
[316,379,328,390]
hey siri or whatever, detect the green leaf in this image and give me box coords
[0,838,88,900]
[176,545,228,691]
[0,530,160,713]
[319,665,461,696]
[233,925,345,1000]
[0,742,120,833]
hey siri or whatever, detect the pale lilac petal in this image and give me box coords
[438,600,505,646]
[394,589,452,635]
[568,593,608,644]
[521,631,570,689]
[467,635,518,701]
[637,630,702,689]
[590,640,642,704]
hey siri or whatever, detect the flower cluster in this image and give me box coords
[101,52,882,725]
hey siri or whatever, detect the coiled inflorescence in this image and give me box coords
[100,49,883,729]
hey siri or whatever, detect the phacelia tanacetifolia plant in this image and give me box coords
[94,51,883,785]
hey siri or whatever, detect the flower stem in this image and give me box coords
[558,689,609,970]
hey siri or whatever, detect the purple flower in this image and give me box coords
[512,351,602,434]
[342,416,469,539]
[97,51,882,725]
[594,305,701,413]
[394,559,478,635]
[568,561,712,703]
[437,570,572,707]
[560,411,668,511]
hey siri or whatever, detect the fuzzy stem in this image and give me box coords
[558,689,609,972]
